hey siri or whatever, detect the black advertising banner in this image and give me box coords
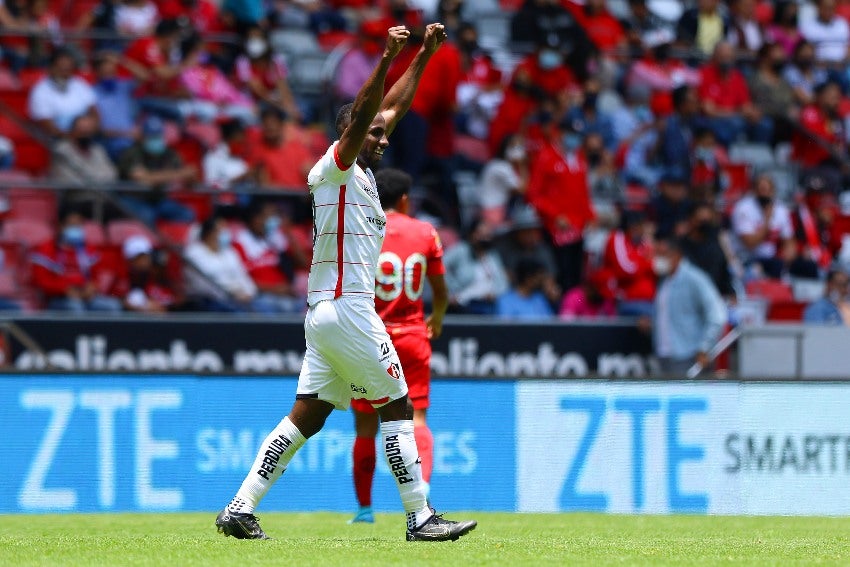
[4,316,653,378]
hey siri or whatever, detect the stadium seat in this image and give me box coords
[1,218,52,246]
[454,135,491,163]
[171,192,213,222]
[476,12,512,51]
[82,221,107,247]
[767,300,807,322]
[729,142,776,170]
[106,219,157,245]
[760,164,798,202]
[7,189,58,224]
[0,89,29,116]
[289,52,331,97]
[461,0,500,18]
[270,28,321,57]
[11,139,51,177]
[745,279,794,302]
[156,220,195,247]
[791,278,826,302]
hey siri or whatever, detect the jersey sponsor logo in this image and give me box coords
[366,216,386,229]
[379,342,391,361]
[350,383,367,395]
[384,434,414,484]
[256,434,293,480]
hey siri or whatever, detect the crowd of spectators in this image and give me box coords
[2,0,850,354]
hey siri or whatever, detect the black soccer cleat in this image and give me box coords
[405,512,477,542]
[215,508,270,540]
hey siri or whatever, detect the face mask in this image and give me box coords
[52,77,69,92]
[587,151,602,167]
[634,105,652,123]
[246,38,267,58]
[143,137,167,155]
[98,78,118,92]
[756,195,773,208]
[829,290,844,303]
[76,136,94,150]
[505,144,526,161]
[538,49,562,70]
[653,43,670,62]
[652,256,672,276]
[562,133,582,152]
[218,230,231,249]
[264,215,281,237]
[770,61,785,73]
[62,225,85,247]
[694,147,714,162]
[797,58,814,70]
[718,62,733,74]
[583,93,598,110]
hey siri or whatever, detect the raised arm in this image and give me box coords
[380,23,447,138]
[337,26,410,166]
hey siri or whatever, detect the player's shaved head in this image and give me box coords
[375,168,412,209]
[335,103,354,137]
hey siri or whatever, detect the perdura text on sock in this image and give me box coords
[385,435,414,484]
[256,435,292,479]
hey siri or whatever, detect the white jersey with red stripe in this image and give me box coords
[306,141,386,306]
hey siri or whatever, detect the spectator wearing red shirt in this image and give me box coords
[250,107,314,189]
[234,25,302,122]
[232,201,307,313]
[124,19,189,121]
[526,118,595,291]
[158,0,219,33]
[602,210,656,317]
[383,29,463,221]
[30,209,123,313]
[793,79,845,171]
[511,33,578,100]
[563,0,626,55]
[698,41,772,146]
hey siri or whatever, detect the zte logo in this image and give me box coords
[366,216,386,229]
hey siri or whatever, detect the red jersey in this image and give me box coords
[374,211,445,331]
[30,241,110,300]
[232,228,289,287]
[698,64,751,111]
[602,230,656,302]
[793,104,844,167]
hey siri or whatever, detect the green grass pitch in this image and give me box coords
[2,513,849,566]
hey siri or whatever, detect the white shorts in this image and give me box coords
[296,296,407,410]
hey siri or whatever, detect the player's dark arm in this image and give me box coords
[426,273,448,340]
[337,26,410,166]
[380,23,447,138]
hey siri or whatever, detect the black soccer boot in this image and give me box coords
[215,508,270,540]
[405,512,477,542]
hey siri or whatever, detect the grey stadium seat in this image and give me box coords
[729,142,776,170]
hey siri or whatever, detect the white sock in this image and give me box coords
[227,416,306,514]
[380,420,431,530]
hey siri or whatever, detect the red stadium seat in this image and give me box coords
[767,300,807,322]
[106,219,157,245]
[746,279,794,302]
[12,139,51,176]
[171,192,213,222]
[156,220,194,247]
[7,189,58,224]
[82,221,107,247]
[94,243,126,294]
[1,218,53,247]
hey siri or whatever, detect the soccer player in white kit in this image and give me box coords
[216,23,477,542]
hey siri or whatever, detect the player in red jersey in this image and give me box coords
[348,168,448,524]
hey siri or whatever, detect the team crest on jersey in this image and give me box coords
[387,362,401,380]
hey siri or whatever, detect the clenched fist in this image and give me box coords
[423,23,448,54]
[385,25,410,58]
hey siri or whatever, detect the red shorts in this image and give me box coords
[351,328,431,413]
